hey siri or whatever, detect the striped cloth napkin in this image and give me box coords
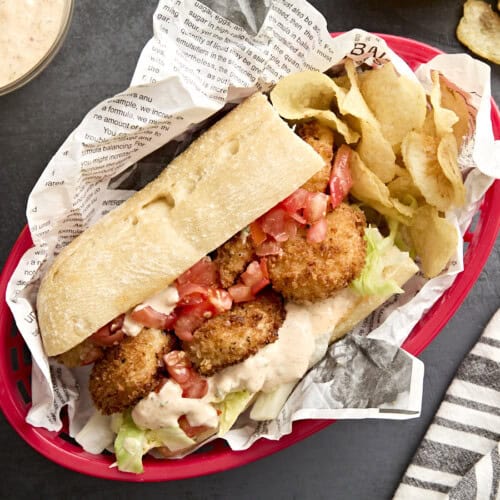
[394,308,500,500]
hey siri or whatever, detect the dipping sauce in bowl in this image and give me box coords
[0,0,74,95]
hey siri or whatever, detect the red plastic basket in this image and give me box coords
[1,34,499,482]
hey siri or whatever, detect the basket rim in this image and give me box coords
[1,32,499,482]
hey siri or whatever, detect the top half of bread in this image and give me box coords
[37,93,325,356]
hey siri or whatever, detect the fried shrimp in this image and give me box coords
[89,328,176,415]
[296,120,334,192]
[184,290,285,376]
[214,230,255,288]
[267,204,367,303]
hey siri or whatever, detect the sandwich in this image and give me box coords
[36,63,465,473]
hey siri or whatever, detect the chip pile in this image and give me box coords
[271,63,470,278]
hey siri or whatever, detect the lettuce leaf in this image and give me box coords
[114,412,195,473]
[351,226,404,296]
[216,391,252,436]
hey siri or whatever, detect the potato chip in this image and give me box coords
[387,170,423,201]
[356,120,397,183]
[409,205,458,278]
[270,71,359,143]
[430,70,459,138]
[437,133,466,207]
[341,60,379,129]
[359,63,427,154]
[439,77,470,149]
[457,0,500,65]
[401,131,465,211]
[349,150,412,224]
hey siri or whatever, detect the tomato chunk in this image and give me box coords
[90,315,125,346]
[250,221,267,246]
[304,192,329,223]
[228,283,255,303]
[130,306,176,330]
[329,144,353,209]
[176,257,218,287]
[178,415,211,438]
[307,218,328,243]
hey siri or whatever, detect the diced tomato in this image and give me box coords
[281,188,309,213]
[290,212,307,224]
[250,221,267,246]
[176,282,209,301]
[176,257,218,287]
[182,377,208,399]
[164,351,192,384]
[208,288,233,313]
[259,258,269,279]
[240,260,270,294]
[304,192,329,223]
[241,261,264,287]
[260,207,289,242]
[178,415,211,438]
[256,240,282,256]
[174,302,213,341]
[130,306,176,330]
[164,351,209,399]
[307,218,328,243]
[90,315,126,346]
[329,144,353,209]
[228,283,255,303]
[250,278,270,295]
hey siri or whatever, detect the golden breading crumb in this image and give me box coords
[267,204,367,303]
[89,328,176,415]
[184,290,285,376]
[214,231,255,288]
[296,120,334,192]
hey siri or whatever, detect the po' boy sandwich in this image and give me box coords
[37,64,460,472]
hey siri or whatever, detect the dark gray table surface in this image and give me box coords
[0,1,499,499]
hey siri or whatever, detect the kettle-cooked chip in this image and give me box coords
[457,0,500,65]
[439,77,471,149]
[430,70,459,138]
[401,131,465,211]
[409,205,458,278]
[356,120,397,183]
[437,133,466,207]
[387,169,423,201]
[359,62,427,154]
[270,71,359,143]
[350,150,413,224]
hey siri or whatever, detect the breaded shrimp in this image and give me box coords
[184,290,285,376]
[214,230,255,288]
[89,328,176,415]
[267,204,366,303]
[296,120,334,192]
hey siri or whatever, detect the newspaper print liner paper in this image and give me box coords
[5,0,500,450]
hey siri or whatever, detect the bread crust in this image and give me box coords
[37,93,324,356]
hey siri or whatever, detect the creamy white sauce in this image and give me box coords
[0,0,66,87]
[131,293,355,431]
[132,380,218,430]
[139,286,179,315]
[122,286,179,336]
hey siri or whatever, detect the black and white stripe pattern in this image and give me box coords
[394,309,500,499]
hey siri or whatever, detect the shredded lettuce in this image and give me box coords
[351,225,404,296]
[216,391,252,436]
[114,412,195,474]
[250,382,297,421]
